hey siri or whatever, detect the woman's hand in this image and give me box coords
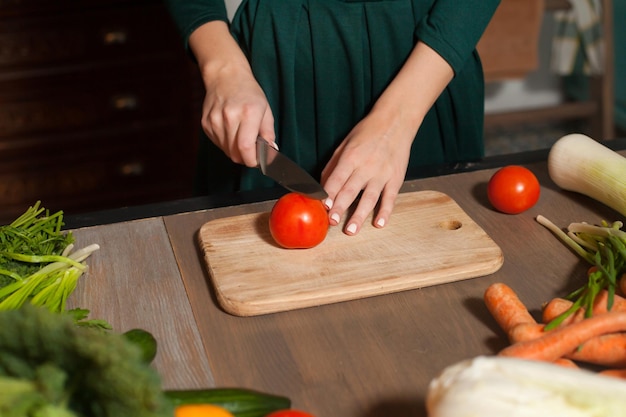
[322,41,454,235]
[189,21,276,168]
[321,107,413,236]
[200,61,275,167]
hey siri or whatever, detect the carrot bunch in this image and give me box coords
[484,282,626,379]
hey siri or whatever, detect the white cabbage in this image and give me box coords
[426,356,626,417]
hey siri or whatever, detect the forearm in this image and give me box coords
[370,41,454,136]
[188,21,253,83]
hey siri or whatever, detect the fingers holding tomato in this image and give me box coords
[269,193,329,249]
[487,165,540,214]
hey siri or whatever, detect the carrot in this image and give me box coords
[498,311,626,362]
[484,283,537,342]
[566,333,626,368]
[553,358,579,369]
[507,323,545,343]
[540,296,626,366]
[598,368,626,380]
[542,290,626,325]
[590,290,626,315]
[542,297,576,325]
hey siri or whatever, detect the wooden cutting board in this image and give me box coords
[198,190,503,316]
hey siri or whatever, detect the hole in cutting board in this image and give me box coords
[439,220,462,230]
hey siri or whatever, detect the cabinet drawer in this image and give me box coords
[0,65,192,143]
[0,4,182,73]
[0,0,198,224]
[0,0,145,17]
[0,126,195,217]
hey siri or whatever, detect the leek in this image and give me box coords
[548,134,626,218]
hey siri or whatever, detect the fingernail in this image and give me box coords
[272,141,279,151]
[346,223,357,234]
[324,198,333,209]
[376,218,385,227]
[331,213,340,224]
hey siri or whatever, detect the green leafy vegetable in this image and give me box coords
[67,307,112,331]
[0,202,99,314]
[0,304,173,417]
[123,328,159,364]
[0,202,73,279]
[536,215,626,329]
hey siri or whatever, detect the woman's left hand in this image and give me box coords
[321,41,454,235]
[321,110,414,236]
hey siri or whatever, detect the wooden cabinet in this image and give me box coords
[0,0,200,223]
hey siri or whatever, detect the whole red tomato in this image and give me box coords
[487,165,540,214]
[269,193,329,249]
[265,411,315,417]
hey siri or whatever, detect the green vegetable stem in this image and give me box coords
[0,201,99,313]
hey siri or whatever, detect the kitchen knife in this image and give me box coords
[256,136,328,200]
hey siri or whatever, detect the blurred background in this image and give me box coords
[479,0,624,155]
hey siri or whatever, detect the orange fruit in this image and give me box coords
[174,404,235,417]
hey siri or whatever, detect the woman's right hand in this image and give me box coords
[189,21,276,168]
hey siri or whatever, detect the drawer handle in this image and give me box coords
[111,94,139,111]
[119,162,145,177]
[103,30,128,45]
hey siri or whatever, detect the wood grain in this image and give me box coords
[162,156,625,417]
[67,218,214,390]
[56,149,625,417]
[198,191,503,316]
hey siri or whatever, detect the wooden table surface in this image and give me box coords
[67,149,626,417]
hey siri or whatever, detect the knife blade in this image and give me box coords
[256,136,328,200]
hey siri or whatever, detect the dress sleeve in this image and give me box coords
[164,0,230,49]
[415,0,501,74]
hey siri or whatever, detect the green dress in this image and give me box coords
[166,0,500,195]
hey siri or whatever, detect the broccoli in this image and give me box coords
[0,305,174,417]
